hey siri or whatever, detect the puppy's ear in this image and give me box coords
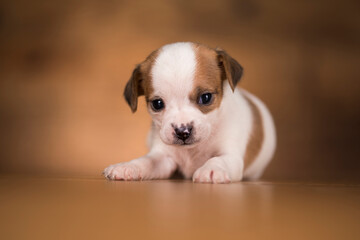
[216,49,243,91]
[124,65,144,113]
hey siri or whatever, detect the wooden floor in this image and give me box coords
[0,176,359,240]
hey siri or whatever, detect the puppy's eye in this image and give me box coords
[198,93,213,105]
[151,98,165,111]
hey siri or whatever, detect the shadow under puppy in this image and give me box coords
[104,42,276,183]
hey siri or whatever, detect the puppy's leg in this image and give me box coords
[192,155,243,183]
[104,154,176,181]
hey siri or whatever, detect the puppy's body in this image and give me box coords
[104,42,276,183]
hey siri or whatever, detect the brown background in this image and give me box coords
[0,0,359,181]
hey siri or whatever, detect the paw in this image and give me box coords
[192,166,231,184]
[103,163,142,181]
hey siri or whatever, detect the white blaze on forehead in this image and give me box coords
[151,42,196,99]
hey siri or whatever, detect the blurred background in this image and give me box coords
[0,0,359,182]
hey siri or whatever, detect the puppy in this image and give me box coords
[104,42,276,183]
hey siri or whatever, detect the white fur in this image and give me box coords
[104,42,276,183]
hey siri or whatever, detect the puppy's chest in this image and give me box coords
[171,147,216,178]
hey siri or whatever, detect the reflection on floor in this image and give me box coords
[0,176,359,240]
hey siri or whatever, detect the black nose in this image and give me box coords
[174,125,192,141]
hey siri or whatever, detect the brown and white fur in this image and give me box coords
[104,42,276,183]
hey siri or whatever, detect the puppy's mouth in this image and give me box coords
[172,138,199,146]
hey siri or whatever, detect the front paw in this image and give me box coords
[193,166,231,184]
[103,163,142,181]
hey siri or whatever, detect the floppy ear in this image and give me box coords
[216,49,243,91]
[123,65,144,113]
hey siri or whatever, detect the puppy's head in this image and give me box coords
[124,42,243,147]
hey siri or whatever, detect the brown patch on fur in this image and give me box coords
[123,50,159,112]
[191,44,223,114]
[139,50,158,101]
[243,93,264,169]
